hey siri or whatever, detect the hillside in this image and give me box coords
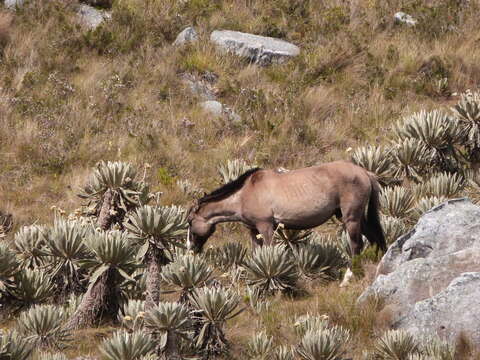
[1,0,480,358]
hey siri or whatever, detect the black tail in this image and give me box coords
[363,173,387,253]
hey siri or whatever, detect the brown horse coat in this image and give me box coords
[188,161,386,255]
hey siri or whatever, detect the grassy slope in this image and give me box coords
[1,0,480,357]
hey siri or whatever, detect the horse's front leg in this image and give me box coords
[249,228,263,248]
[256,222,274,246]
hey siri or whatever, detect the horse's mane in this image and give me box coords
[198,168,262,205]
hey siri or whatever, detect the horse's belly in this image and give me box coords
[272,199,336,229]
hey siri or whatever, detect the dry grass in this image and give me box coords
[1,0,480,356]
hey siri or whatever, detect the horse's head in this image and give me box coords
[187,202,215,254]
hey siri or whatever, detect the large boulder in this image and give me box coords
[210,30,300,65]
[359,198,480,346]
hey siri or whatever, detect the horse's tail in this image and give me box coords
[364,172,387,253]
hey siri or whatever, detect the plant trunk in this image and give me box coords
[97,189,114,231]
[145,247,166,311]
[165,331,180,360]
[66,269,117,329]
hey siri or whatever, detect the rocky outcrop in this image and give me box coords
[173,27,198,46]
[359,198,480,346]
[77,4,111,30]
[210,30,300,65]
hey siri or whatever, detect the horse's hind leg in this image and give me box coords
[344,220,364,255]
[340,201,366,255]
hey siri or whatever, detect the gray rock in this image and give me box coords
[359,198,480,346]
[181,73,217,101]
[394,11,418,27]
[396,272,480,345]
[173,27,198,46]
[210,30,300,65]
[4,0,24,10]
[77,4,111,30]
[200,100,241,124]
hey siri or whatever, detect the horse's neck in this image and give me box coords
[200,193,242,225]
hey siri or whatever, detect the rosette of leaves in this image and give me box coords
[373,330,420,360]
[273,346,295,360]
[189,287,244,356]
[247,331,274,360]
[144,302,192,358]
[0,243,20,299]
[293,241,347,281]
[63,293,82,318]
[176,179,203,198]
[161,254,213,303]
[394,110,461,173]
[412,196,448,219]
[294,314,329,337]
[10,269,54,308]
[421,336,455,360]
[206,242,247,271]
[37,353,68,360]
[99,331,155,360]
[0,210,13,239]
[118,299,145,332]
[78,161,150,230]
[121,268,147,300]
[17,304,71,349]
[245,286,271,315]
[244,245,298,295]
[390,138,429,183]
[43,218,93,295]
[418,172,463,198]
[13,225,47,269]
[124,205,188,310]
[0,330,33,360]
[67,230,139,329]
[296,326,350,360]
[273,225,312,251]
[351,145,393,184]
[381,215,408,245]
[380,186,415,219]
[218,159,257,184]
[451,91,480,168]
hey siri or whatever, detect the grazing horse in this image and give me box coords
[187,161,386,255]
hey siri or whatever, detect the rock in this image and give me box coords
[200,100,241,124]
[181,73,218,101]
[210,30,300,65]
[394,12,418,27]
[77,4,111,30]
[4,0,24,10]
[359,198,480,347]
[173,27,198,46]
[396,272,480,345]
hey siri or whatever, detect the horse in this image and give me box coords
[187,161,386,255]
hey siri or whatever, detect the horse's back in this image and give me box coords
[241,161,371,228]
